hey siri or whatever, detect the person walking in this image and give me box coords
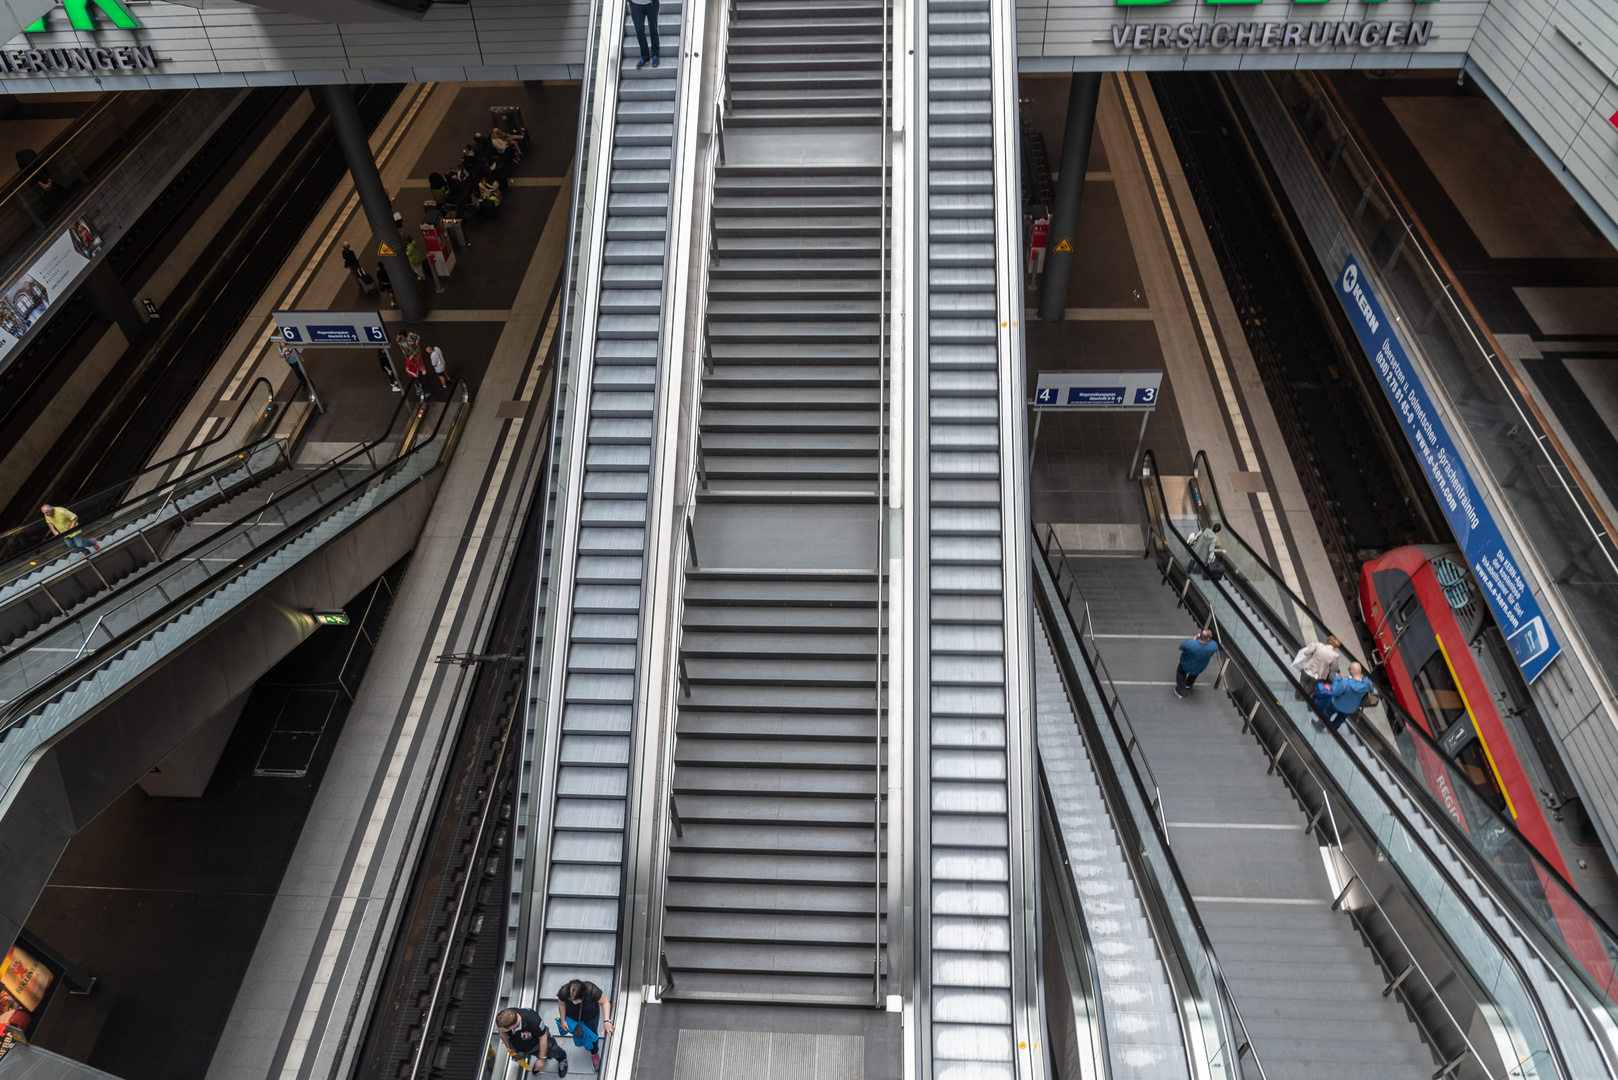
[341,242,377,296]
[377,262,395,308]
[494,1007,567,1076]
[628,0,660,69]
[277,339,313,400]
[1174,627,1220,699]
[406,237,427,281]
[404,350,427,394]
[555,980,613,1069]
[1188,521,1224,570]
[427,344,449,389]
[1312,661,1372,730]
[41,504,99,558]
[1290,635,1343,692]
[377,347,402,393]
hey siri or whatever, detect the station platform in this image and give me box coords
[1020,70,1357,639]
[18,80,578,1080]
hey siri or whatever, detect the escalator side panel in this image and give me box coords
[525,1,687,1008]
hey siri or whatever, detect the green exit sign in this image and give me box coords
[313,610,350,627]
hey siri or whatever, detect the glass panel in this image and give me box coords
[1143,459,1617,1077]
[0,386,467,808]
[1263,70,1618,729]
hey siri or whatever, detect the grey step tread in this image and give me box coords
[663,911,878,946]
[682,605,877,630]
[671,794,878,826]
[675,711,878,740]
[662,942,878,976]
[658,970,878,1006]
[675,736,880,765]
[666,851,879,883]
[680,631,878,656]
[671,823,877,855]
[674,764,877,794]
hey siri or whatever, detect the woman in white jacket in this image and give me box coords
[1291,635,1343,689]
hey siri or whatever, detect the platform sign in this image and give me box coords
[1032,370,1164,478]
[272,310,389,348]
[1035,370,1161,408]
[1334,253,1561,683]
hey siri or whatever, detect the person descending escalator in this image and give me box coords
[495,1007,568,1077]
[1311,660,1372,731]
[1290,635,1343,692]
[40,504,98,558]
[628,0,660,69]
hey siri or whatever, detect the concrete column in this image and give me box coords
[1039,72,1102,324]
[321,84,423,323]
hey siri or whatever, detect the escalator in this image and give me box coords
[0,383,470,949]
[1032,541,1258,1080]
[1135,449,1618,1079]
[0,379,312,653]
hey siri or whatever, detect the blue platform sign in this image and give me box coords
[272,309,389,349]
[1335,254,1560,682]
[1034,370,1163,410]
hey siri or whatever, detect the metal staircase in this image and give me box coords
[654,0,892,1006]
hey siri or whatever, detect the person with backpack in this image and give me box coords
[494,1007,567,1076]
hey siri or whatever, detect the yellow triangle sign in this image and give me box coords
[1053,236,1072,253]
[378,242,396,256]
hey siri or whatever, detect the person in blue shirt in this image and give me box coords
[1311,660,1372,730]
[1175,628,1220,698]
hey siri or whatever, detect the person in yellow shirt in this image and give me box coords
[41,504,99,558]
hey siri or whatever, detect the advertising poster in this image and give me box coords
[0,941,57,1034]
[0,220,100,365]
[1334,254,1562,683]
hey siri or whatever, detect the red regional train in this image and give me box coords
[1361,544,1618,989]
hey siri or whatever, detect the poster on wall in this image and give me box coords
[1334,253,1562,683]
[0,218,102,365]
[0,940,60,1035]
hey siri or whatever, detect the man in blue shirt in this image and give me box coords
[1311,660,1372,730]
[1175,628,1220,699]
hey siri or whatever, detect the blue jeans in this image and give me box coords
[559,1016,600,1051]
[629,0,660,60]
[63,534,94,555]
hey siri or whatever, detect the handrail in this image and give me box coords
[1142,448,1615,1080]
[0,385,463,739]
[1032,539,1265,1080]
[1182,447,1618,973]
[0,378,279,569]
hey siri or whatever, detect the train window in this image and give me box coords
[1413,652,1507,814]
[1395,591,1420,628]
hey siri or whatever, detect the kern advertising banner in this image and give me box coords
[0,217,102,362]
[1335,254,1561,683]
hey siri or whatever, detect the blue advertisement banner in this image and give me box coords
[1335,254,1560,683]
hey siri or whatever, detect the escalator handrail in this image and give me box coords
[0,378,281,569]
[1031,541,1268,1080]
[0,383,469,739]
[1141,449,1605,1080]
[1180,447,1618,950]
